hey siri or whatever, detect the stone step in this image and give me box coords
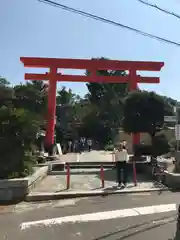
[50,162,149,171]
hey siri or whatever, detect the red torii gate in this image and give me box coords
[20,57,164,149]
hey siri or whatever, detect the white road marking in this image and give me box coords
[20,203,176,230]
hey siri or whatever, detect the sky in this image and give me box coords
[1,0,180,99]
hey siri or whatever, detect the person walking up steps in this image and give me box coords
[114,143,128,188]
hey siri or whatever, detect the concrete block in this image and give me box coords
[0,189,12,201]
[140,160,180,190]
[0,166,48,202]
[164,171,180,189]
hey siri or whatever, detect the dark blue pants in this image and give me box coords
[116,161,127,185]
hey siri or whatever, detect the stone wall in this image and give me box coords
[0,166,48,202]
[163,171,180,189]
[138,161,180,190]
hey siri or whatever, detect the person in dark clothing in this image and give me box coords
[87,139,92,152]
[114,143,128,187]
[116,161,128,187]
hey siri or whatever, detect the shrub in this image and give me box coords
[152,132,170,156]
[134,144,152,156]
[133,132,170,157]
[169,138,179,151]
[0,106,40,179]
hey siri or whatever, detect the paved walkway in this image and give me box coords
[49,151,134,164]
[31,169,164,193]
[55,153,78,162]
[50,151,173,166]
[45,151,115,165]
[78,151,114,162]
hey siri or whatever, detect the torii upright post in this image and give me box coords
[20,57,164,154]
[129,69,140,145]
[129,69,139,186]
[46,67,57,148]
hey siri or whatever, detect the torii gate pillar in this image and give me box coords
[129,69,140,145]
[46,67,57,147]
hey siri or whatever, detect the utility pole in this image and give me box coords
[174,105,180,172]
[175,105,180,152]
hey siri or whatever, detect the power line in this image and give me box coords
[137,0,180,20]
[38,0,180,47]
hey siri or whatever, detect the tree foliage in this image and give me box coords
[0,106,40,178]
[13,81,47,116]
[0,79,46,178]
[56,86,77,106]
[122,91,173,137]
[0,77,14,107]
[56,87,90,142]
[85,58,128,144]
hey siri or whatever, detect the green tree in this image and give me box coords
[0,106,40,178]
[0,78,49,178]
[56,87,85,141]
[56,86,76,106]
[86,58,128,145]
[152,131,170,156]
[122,91,172,139]
[0,77,14,107]
[13,81,47,116]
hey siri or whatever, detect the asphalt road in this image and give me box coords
[0,192,179,239]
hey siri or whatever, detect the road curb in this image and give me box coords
[25,187,170,202]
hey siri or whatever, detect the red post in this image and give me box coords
[129,69,140,145]
[129,69,138,186]
[100,165,105,188]
[45,67,57,147]
[66,163,70,189]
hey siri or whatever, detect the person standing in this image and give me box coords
[80,137,85,152]
[73,140,78,153]
[68,140,72,153]
[122,140,127,151]
[87,139,92,152]
[114,143,128,188]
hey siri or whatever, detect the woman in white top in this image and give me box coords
[114,143,128,187]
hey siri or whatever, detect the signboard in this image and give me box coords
[175,124,180,140]
[164,116,176,122]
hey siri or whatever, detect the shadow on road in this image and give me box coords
[94,167,169,196]
[95,168,154,184]
[92,214,177,240]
